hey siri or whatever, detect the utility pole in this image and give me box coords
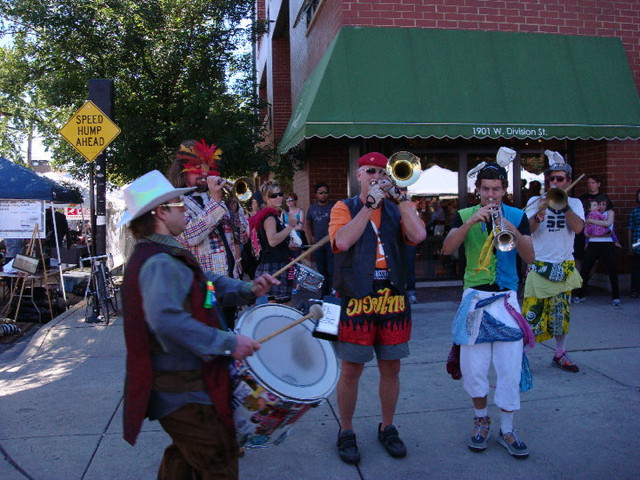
[88,79,114,257]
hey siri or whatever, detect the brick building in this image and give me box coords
[256,0,640,283]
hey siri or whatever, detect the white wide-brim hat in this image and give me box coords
[116,170,195,228]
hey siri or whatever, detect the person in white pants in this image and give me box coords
[442,155,535,459]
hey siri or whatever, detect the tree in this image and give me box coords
[0,0,273,183]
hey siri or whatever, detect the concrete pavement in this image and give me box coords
[1,288,638,480]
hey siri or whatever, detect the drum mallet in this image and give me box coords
[258,304,324,344]
[272,235,330,279]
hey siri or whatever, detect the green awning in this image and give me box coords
[278,27,640,153]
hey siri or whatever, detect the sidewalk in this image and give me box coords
[1,289,638,480]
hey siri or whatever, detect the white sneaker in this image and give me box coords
[612,298,621,307]
[572,296,586,304]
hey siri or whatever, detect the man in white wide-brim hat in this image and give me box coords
[118,170,278,479]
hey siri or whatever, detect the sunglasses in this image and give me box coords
[364,167,387,175]
[269,191,284,198]
[286,198,294,202]
[317,191,329,195]
[548,175,567,182]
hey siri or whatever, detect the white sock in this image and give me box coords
[555,335,567,356]
[474,408,488,418]
[500,410,514,433]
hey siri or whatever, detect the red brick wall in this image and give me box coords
[304,138,351,205]
[271,37,292,141]
[289,0,343,103]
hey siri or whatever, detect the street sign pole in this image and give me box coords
[88,79,113,257]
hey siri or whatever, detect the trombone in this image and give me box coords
[386,151,421,187]
[525,174,585,215]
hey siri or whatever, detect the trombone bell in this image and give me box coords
[386,151,421,187]
[545,187,568,211]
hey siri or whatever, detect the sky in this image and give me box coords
[21,137,51,161]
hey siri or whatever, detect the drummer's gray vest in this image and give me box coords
[333,197,407,299]
[121,240,233,446]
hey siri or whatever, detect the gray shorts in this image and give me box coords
[333,341,410,363]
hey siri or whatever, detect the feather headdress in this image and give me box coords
[178,139,222,176]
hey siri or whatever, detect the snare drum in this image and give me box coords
[231,304,339,448]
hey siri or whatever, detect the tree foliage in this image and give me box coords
[0,0,274,184]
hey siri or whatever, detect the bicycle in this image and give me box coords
[81,254,119,325]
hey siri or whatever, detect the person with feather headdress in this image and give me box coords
[167,139,250,328]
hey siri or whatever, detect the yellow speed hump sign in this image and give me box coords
[59,100,121,162]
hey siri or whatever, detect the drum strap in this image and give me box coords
[153,369,205,393]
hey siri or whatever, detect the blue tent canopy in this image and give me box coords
[0,157,83,204]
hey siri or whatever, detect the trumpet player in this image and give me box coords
[442,160,534,459]
[167,140,249,328]
[522,159,585,373]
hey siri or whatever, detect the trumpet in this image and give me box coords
[216,176,255,202]
[489,198,517,252]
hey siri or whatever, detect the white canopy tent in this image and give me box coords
[408,165,544,196]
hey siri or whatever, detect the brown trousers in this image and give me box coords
[158,403,238,480]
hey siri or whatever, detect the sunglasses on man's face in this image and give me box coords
[364,167,387,175]
[269,191,284,198]
[548,175,567,182]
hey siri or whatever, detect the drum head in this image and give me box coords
[236,304,339,402]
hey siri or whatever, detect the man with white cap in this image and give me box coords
[522,152,585,373]
[118,170,278,479]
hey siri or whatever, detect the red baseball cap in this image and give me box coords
[358,152,387,169]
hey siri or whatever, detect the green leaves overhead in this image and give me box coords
[0,0,273,183]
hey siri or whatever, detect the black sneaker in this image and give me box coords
[337,430,360,464]
[377,424,407,458]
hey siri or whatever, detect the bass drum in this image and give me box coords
[231,304,339,448]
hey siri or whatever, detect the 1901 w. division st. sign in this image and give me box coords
[59,100,121,162]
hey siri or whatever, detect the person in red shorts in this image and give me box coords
[329,152,426,464]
